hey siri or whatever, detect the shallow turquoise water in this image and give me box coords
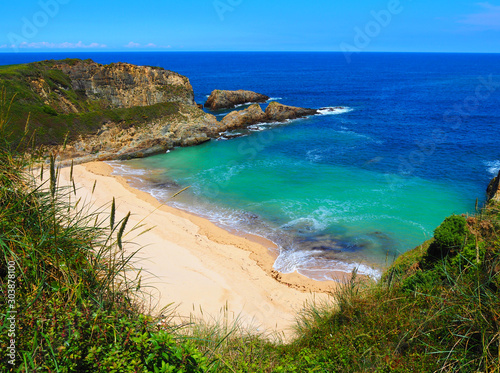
[114,115,476,279]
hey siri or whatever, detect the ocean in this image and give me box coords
[2,51,500,279]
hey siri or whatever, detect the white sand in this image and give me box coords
[54,162,346,340]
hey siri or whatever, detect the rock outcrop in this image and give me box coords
[265,102,318,122]
[58,104,218,163]
[220,104,267,131]
[52,60,195,109]
[204,90,269,111]
[487,170,500,201]
[2,58,338,163]
[10,59,219,162]
[219,101,325,132]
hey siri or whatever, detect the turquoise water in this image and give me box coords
[113,111,476,279]
[7,51,492,280]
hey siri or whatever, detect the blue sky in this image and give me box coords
[1,0,499,52]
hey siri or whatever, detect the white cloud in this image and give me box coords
[0,44,7,49]
[125,41,141,48]
[125,42,159,48]
[460,2,500,30]
[11,41,107,49]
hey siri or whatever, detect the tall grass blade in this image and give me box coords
[118,212,130,250]
[110,197,116,230]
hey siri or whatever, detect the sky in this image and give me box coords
[0,0,499,53]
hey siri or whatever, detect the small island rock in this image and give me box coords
[220,104,267,131]
[205,89,269,111]
[265,101,318,122]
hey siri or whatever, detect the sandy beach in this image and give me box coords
[55,161,344,339]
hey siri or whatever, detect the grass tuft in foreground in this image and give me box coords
[0,96,208,372]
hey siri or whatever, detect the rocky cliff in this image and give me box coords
[487,171,500,201]
[1,59,338,163]
[51,60,195,109]
[0,59,219,160]
[204,89,269,111]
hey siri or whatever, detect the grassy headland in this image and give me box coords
[0,60,186,148]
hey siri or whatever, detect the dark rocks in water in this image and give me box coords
[487,170,500,201]
[204,89,269,111]
[219,133,245,140]
[220,104,267,131]
[311,246,342,253]
[265,101,318,122]
[181,136,211,147]
[219,132,246,140]
[319,106,345,113]
[196,103,204,109]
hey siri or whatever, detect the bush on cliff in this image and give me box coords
[428,214,468,258]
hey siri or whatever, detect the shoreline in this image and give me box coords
[88,162,349,292]
[106,159,384,281]
[57,161,346,338]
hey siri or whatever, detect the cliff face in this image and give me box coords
[0,59,219,157]
[487,171,500,201]
[52,60,195,109]
[27,59,195,114]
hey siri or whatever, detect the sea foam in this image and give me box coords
[317,106,353,115]
[485,160,500,176]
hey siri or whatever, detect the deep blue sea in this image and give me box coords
[2,52,500,279]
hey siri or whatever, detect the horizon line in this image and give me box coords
[1,50,500,55]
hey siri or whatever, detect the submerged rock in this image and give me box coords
[265,102,318,122]
[204,89,269,111]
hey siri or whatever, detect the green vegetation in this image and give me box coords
[1,89,499,371]
[0,60,183,147]
[0,98,208,372]
[187,202,499,372]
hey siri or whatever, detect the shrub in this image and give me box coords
[428,215,468,258]
[42,105,58,116]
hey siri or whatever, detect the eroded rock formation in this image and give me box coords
[204,90,269,111]
[52,60,195,108]
[487,170,500,201]
[220,104,267,131]
[265,102,318,122]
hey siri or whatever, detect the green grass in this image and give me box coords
[0,95,208,372]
